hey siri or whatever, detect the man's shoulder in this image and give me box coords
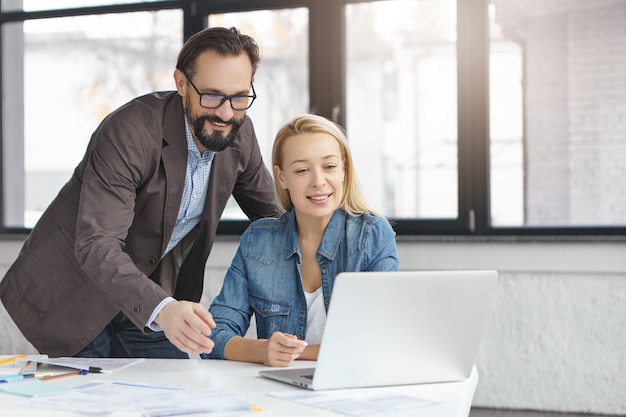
[97,91,182,136]
[115,91,180,116]
[98,91,175,123]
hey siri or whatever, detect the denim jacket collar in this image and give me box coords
[283,207,347,262]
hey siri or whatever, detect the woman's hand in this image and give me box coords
[262,332,308,367]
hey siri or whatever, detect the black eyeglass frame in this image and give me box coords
[184,72,257,110]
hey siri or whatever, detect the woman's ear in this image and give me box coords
[274,165,288,189]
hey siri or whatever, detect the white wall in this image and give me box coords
[1,238,624,414]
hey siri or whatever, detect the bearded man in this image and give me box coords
[0,27,282,358]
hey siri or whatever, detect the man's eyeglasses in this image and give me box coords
[184,73,256,110]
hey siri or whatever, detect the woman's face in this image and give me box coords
[274,132,345,222]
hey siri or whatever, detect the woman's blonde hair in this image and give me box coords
[271,114,377,216]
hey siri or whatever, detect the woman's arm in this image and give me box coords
[225,332,308,367]
[297,344,320,361]
[206,246,254,359]
[367,218,400,271]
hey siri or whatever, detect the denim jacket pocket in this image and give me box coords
[249,293,291,338]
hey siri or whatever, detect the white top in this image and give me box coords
[304,287,326,345]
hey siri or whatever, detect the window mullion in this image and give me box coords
[457,0,490,234]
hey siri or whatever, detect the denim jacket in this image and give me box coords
[204,207,399,359]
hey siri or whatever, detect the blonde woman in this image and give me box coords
[204,114,399,366]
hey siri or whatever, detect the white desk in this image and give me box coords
[0,359,478,417]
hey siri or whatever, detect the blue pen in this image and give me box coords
[0,373,37,383]
[0,374,25,383]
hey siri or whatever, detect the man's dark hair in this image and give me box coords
[176,26,261,77]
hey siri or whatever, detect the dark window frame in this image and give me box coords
[1,0,624,239]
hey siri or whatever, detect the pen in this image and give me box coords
[0,372,55,384]
[0,374,28,383]
[40,369,88,382]
[0,354,27,366]
[18,360,32,374]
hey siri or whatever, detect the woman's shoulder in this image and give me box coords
[346,211,391,228]
[343,211,395,239]
[336,211,396,259]
[237,213,292,259]
[250,211,289,227]
[242,212,291,239]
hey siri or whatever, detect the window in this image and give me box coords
[2,0,624,236]
[489,0,626,229]
[1,0,169,12]
[206,8,310,220]
[346,0,458,220]
[2,7,182,228]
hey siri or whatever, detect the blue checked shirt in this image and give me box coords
[147,118,215,330]
[163,123,214,256]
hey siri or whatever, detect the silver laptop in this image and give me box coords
[259,270,498,390]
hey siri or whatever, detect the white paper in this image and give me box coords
[268,389,440,417]
[18,381,265,416]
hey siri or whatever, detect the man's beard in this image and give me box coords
[186,105,245,152]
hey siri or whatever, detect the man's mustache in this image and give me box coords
[203,115,235,125]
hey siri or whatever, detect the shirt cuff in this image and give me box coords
[146,297,176,332]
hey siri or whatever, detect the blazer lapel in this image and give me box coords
[204,146,240,227]
[160,96,188,254]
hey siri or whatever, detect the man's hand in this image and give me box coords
[155,301,216,354]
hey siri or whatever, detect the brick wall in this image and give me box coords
[501,0,626,225]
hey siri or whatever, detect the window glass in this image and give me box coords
[2,0,167,12]
[488,2,523,226]
[345,0,458,219]
[208,9,310,219]
[489,0,626,227]
[2,10,182,227]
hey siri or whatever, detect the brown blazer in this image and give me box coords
[0,92,282,357]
